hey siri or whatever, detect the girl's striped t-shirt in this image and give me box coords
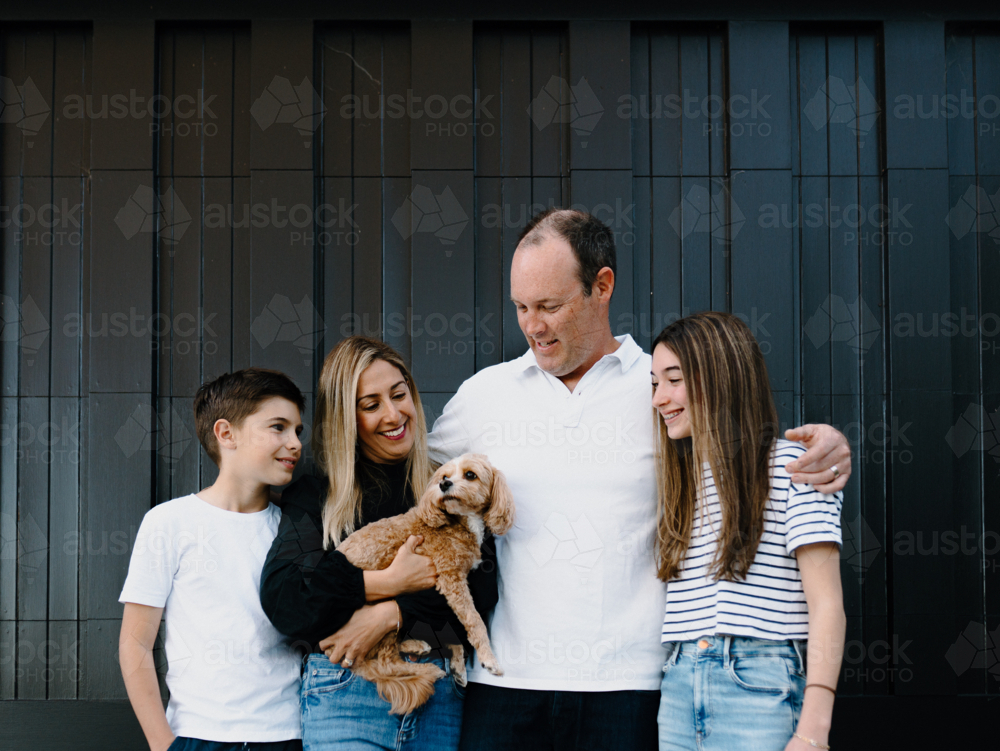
[661,439,843,642]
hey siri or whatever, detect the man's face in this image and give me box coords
[510,234,609,383]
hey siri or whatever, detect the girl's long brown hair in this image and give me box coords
[653,312,779,582]
[313,336,432,549]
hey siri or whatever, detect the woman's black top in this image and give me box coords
[259,456,499,654]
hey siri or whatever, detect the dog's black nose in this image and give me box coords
[439,478,453,492]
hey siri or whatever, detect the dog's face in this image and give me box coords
[417,454,515,536]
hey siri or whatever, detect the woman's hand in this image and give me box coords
[318,601,398,667]
[363,535,438,600]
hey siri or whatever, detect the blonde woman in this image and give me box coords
[260,336,498,750]
[650,313,845,751]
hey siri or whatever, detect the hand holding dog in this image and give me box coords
[362,534,438,601]
[319,601,399,667]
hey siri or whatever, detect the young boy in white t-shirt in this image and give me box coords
[119,368,306,751]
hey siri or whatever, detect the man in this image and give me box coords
[427,209,850,750]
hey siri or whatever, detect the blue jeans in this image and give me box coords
[301,653,464,751]
[657,635,806,751]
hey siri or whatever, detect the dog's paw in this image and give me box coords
[399,639,432,656]
[480,657,503,676]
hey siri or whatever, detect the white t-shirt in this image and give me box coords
[661,440,843,642]
[119,495,301,742]
[428,335,669,692]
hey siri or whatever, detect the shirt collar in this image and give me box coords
[512,334,644,376]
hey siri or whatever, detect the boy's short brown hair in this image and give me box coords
[194,368,306,465]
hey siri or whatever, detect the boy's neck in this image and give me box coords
[196,469,272,513]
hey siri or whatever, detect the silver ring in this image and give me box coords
[342,658,354,668]
[831,465,840,479]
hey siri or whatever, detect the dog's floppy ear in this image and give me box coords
[416,477,449,528]
[484,464,515,536]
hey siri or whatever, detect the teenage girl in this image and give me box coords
[650,312,845,751]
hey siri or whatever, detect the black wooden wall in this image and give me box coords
[1,7,998,748]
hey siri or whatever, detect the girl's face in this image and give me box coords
[355,359,417,464]
[651,343,692,440]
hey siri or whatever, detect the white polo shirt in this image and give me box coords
[428,334,668,692]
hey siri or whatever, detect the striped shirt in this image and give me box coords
[661,439,843,642]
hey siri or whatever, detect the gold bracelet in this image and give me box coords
[793,732,830,749]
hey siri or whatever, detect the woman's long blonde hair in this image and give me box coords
[313,336,432,549]
[653,312,779,582]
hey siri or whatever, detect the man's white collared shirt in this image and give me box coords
[427,334,668,692]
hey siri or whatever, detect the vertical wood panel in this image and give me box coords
[884,22,948,169]
[568,22,630,170]
[728,22,791,170]
[90,22,155,171]
[410,21,473,171]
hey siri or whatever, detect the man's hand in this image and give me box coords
[318,601,398,668]
[784,424,851,493]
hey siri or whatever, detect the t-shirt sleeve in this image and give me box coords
[427,386,474,466]
[119,506,177,608]
[784,480,844,555]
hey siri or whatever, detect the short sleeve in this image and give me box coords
[427,387,474,465]
[785,482,844,555]
[119,507,178,607]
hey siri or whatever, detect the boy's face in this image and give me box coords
[222,396,303,485]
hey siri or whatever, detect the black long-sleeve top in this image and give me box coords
[260,456,498,655]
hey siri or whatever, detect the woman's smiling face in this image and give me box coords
[355,359,417,464]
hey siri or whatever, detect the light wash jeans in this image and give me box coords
[301,653,463,751]
[657,635,806,751]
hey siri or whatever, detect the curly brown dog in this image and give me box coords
[337,453,514,715]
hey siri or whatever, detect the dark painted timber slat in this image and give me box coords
[382,27,411,179]
[474,177,503,370]
[649,31,679,178]
[408,170,475,390]
[474,30,503,178]
[248,21,314,171]
[19,177,51,396]
[501,176,532,361]
[530,27,569,178]
[975,36,1000,175]
[730,169,794,392]
[727,22,791,170]
[352,30,386,179]
[500,32,532,179]
[319,27,352,179]
[567,22,630,171]
[88,171,154,393]
[47,396,80,623]
[383,176,412,365]
[16,397,48,623]
[90,22,155,171]
[51,29,91,180]
[883,22,948,170]
[248,170,315,391]
[410,21,473,171]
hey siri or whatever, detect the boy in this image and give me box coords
[119,368,306,751]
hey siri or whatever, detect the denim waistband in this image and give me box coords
[304,651,453,677]
[664,635,805,673]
